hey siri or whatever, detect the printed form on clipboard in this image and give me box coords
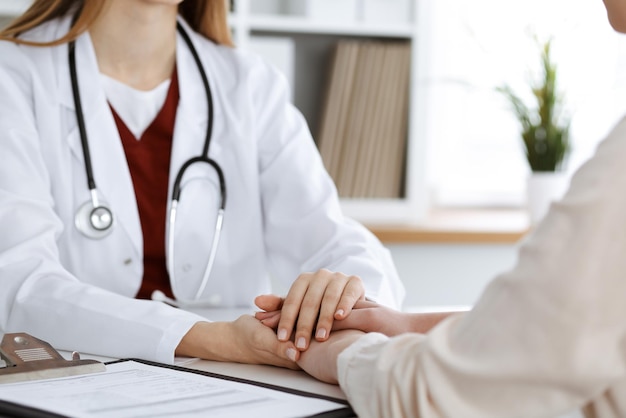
[0,333,354,418]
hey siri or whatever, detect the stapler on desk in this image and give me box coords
[0,332,105,384]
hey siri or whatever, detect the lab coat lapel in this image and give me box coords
[58,32,143,255]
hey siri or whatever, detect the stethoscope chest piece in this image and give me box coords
[74,199,114,239]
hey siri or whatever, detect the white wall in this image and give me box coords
[388,243,520,311]
[269,242,521,310]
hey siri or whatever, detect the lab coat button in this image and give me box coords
[182,263,192,272]
[123,258,133,265]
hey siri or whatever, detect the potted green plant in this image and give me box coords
[498,38,572,224]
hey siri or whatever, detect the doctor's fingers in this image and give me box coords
[232,315,301,369]
[276,270,334,344]
[254,336,302,370]
[313,275,364,343]
[284,271,365,351]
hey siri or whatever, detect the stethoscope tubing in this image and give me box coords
[166,24,226,301]
[69,19,226,303]
[175,21,214,157]
[68,40,97,192]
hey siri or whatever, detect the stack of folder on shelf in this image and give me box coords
[317,39,411,199]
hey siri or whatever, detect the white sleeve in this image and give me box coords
[337,116,626,417]
[247,54,405,308]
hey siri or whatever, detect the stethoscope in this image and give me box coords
[69,22,226,308]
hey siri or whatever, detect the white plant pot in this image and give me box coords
[526,172,569,226]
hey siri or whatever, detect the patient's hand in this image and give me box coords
[297,330,365,384]
[332,300,459,336]
[256,298,462,338]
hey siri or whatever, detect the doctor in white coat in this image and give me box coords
[0,0,404,366]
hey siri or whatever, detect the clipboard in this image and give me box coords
[0,335,355,418]
[118,358,355,418]
[0,333,105,385]
[117,358,354,415]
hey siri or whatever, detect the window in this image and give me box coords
[425,0,626,208]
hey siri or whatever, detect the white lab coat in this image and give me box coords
[0,16,404,364]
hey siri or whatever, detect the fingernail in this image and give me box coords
[286,348,297,362]
[316,328,327,339]
[296,337,306,349]
[277,329,287,341]
[335,309,345,318]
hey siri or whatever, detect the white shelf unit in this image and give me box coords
[0,0,432,225]
[232,0,431,225]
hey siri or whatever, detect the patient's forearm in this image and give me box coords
[405,311,461,334]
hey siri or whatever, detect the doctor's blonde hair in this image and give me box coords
[0,0,233,47]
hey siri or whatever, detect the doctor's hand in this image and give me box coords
[255,269,365,352]
[175,317,301,369]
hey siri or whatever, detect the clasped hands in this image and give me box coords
[177,269,452,384]
[253,269,453,383]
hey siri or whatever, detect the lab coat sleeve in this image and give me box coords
[0,41,205,364]
[336,116,626,418]
[245,55,405,309]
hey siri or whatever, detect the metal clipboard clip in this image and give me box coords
[0,332,105,384]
